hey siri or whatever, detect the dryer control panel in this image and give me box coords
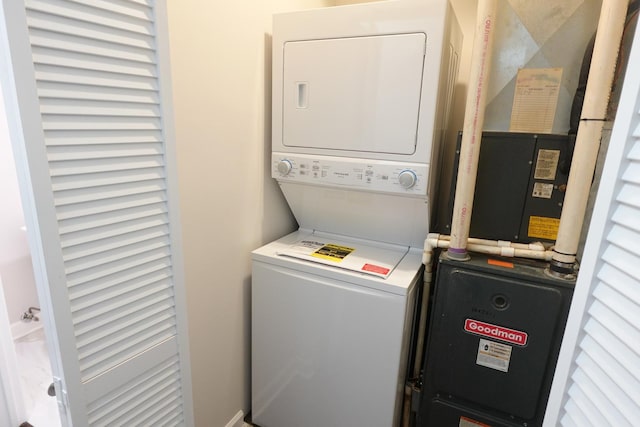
[272,152,428,195]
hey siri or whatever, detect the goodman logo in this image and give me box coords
[464,319,528,346]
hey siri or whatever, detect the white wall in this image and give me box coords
[165,1,333,425]
[0,78,38,324]
[165,1,468,424]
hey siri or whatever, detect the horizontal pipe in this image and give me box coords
[433,234,546,251]
[425,234,553,262]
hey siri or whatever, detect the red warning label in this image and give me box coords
[361,264,390,275]
[464,319,528,346]
[459,416,492,427]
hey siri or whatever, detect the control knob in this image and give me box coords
[277,159,293,176]
[398,169,417,189]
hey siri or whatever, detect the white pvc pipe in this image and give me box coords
[434,234,546,251]
[552,0,628,269]
[426,235,554,262]
[448,0,498,259]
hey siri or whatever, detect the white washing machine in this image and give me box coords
[252,1,461,426]
[252,230,421,427]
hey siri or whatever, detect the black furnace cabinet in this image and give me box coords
[415,253,574,427]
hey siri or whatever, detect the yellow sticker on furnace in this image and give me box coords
[312,244,354,262]
[528,216,560,240]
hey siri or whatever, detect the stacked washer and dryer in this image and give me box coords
[251,1,461,426]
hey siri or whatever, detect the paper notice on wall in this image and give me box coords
[510,68,563,133]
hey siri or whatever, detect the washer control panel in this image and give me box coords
[272,152,428,195]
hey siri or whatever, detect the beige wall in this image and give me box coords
[166,1,333,425]
[334,0,383,4]
[166,1,464,424]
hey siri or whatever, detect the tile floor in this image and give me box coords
[14,328,254,427]
[14,328,60,427]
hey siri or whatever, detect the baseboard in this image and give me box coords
[225,410,246,427]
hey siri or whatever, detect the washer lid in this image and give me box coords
[276,232,408,279]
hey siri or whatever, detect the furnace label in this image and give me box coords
[534,149,560,180]
[528,216,560,240]
[476,338,512,373]
[459,415,492,427]
[532,182,554,199]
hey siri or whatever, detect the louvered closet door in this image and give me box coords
[543,25,640,427]
[0,1,193,426]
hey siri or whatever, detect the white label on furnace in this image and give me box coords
[476,338,512,373]
[534,149,560,180]
[532,182,554,199]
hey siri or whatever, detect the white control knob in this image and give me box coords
[277,159,293,176]
[398,169,417,189]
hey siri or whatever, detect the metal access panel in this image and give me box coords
[415,253,574,427]
[441,132,570,243]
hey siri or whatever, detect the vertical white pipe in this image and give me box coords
[551,0,628,272]
[448,0,498,260]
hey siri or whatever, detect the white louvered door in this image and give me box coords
[543,22,640,427]
[0,1,193,426]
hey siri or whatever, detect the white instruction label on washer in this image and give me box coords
[532,182,554,199]
[476,338,512,373]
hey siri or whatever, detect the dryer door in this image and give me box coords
[282,33,426,155]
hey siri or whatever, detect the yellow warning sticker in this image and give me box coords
[528,216,560,240]
[311,244,355,262]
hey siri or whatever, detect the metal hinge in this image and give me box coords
[52,377,69,414]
